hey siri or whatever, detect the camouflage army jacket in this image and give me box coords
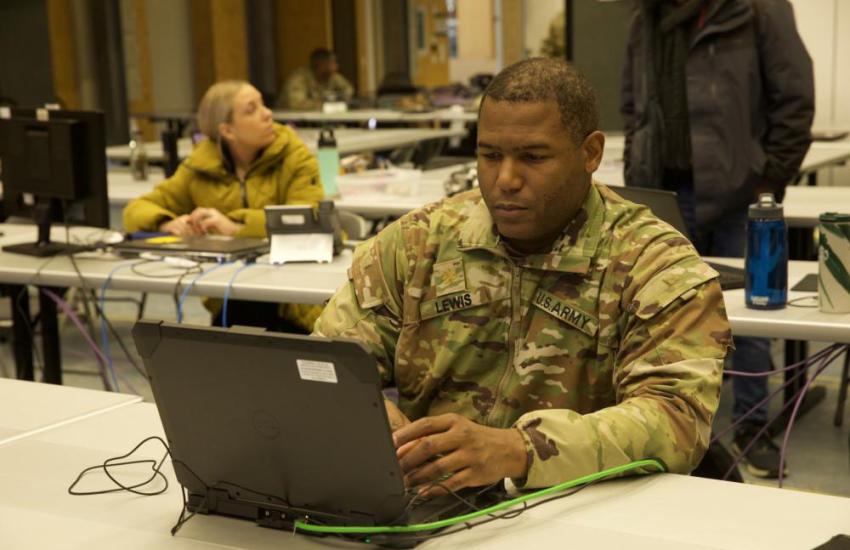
[279,67,355,110]
[314,183,731,487]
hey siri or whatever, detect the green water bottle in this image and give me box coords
[317,127,339,197]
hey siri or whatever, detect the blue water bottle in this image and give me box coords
[745,193,788,309]
[317,126,340,197]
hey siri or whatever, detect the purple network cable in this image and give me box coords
[712,345,838,443]
[715,343,849,486]
[40,288,111,390]
[719,345,847,483]
[40,288,139,395]
[777,346,847,488]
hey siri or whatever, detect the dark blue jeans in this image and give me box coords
[673,179,770,425]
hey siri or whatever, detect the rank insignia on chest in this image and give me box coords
[433,257,467,297]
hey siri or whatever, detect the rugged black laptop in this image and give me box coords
[131,320,490,536]
[612,186,746,290]
[114,235,268,262]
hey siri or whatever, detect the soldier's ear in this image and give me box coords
[581,131,605,174]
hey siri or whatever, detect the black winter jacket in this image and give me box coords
[621,0,814,225]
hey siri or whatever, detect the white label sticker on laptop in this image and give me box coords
[296,359,338,384]
[280,214,306,225]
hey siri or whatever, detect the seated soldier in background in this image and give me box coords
[123,80,324,332]
[314,58,731,495]
[279,48,354,110]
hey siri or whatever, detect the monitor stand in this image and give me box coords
[2,199,93,257]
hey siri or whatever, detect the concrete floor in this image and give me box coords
[1,289,849,498]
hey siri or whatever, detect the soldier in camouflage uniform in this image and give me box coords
[314,58,731,495]
[278,48,354,110]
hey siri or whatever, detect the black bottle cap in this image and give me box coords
[318,126,336,148]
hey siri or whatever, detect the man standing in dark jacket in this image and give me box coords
[621,0,814,478]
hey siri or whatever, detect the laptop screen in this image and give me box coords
[132,320,408,525]
[609,186,692,239]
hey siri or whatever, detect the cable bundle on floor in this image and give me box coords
[713,343,850,487]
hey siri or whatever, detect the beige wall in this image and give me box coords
[450,0,497,84]
[457,0,493,58]
[47,0,81,109]
[120,0,149,106]
[71,0,100,110]
[410,0,450,87]
[449,57,499,84]
[501,0,523,66]
[146,0,194,111]
[836,2,850,140]
[356,0,378,96]
[209,0,249,80]
[523,0,562,57]
[121,0,161,139]
[789,0,850,186]
[120,0,195,138]
[275,0,333,90]
[189,0,249,103]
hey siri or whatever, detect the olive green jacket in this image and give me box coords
[315,183,731,487]
[123,123,323,237]
[123,123,324,330]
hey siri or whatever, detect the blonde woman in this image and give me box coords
[124,80,324,331]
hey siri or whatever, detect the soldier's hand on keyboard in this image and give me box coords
[393,413,528,498]
[385,399,411,432]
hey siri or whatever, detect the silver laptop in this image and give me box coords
[113,235,268,262]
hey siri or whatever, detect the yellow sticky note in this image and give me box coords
[145,236,183,244]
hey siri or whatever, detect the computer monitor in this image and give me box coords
[0,107,108,256]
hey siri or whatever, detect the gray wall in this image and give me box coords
[146,0,195,111]
[568,0,634,132]
[0,0,55,107]
[381,0,409,83]
[246,0,278,104]
[333,0,359,92]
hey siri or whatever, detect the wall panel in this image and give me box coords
[275,0,333,91]
[47,0,80,109]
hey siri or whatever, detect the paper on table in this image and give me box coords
[269,233,334,265]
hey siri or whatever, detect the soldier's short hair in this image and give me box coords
[310,48,335,66]
[481,58,599,145]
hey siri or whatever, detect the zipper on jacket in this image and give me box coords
[709,44,717,98]
[689,1,751,51]
[238,178,248,208]
[487,262,522,427]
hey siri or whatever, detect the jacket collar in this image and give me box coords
[691,0,753,48]
[183,122,292,180]
[457,183,605,274]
